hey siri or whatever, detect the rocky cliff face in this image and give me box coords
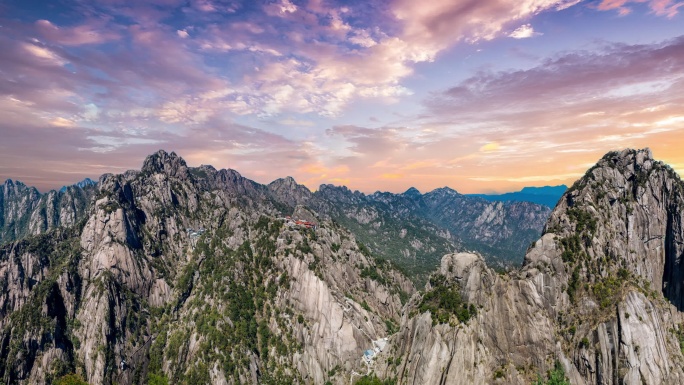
[265,181,551,282]
[4,148,678,385]
[0,151,414,385]
[0,179,95,245]
[1,165,550,285]
[376,148,684,385]
[417,187,551,265]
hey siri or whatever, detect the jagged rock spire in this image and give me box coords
[141,150,189,179]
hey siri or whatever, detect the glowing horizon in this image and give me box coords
[1,0,683,194]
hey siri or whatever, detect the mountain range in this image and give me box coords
[0,178,96,245]
[468,185,567,208]
[1,167,551,283]
[1,148,683,384]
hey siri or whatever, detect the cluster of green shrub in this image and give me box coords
[54,373,90,385]
[360,265,386,285]
[418,274,476,325]
[592,270,629,309]
[566,267,580,302]
[533,361,570,385]
[559,234,583,264]
[355,374,397,385]
[566,207,597,235]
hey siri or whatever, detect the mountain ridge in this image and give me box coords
[374,148,684,384]
[0,149,415,384]
[2,148,684,384]
[0,156,552,280]
[0,177,95,245]
[59,178,97,193]
[469,184,567,208]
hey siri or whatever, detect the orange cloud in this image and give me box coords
[479,142,500,152]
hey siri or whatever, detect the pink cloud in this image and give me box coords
[392,0,575,57]
[16,0,678,123]
[430,36,684,116]
[596,0,684,16]
[2,0,684,194]
[508,23,542,39]
[35,19,120,46]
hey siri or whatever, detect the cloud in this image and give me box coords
[480,142,501,152]
[509,24,541,39]
[413,35,684,190]
[432,36,684,115]
[153,0,586,117]
[22,42,66,65]
[556,0,583,10]
[596,0,684,17]
[279,0,298,14]
[9,0,677,127]
[51,117,76,127]
[9,0,674,123]
[35,19,120,46]
[1,0,683,193]
[392,0,576,56]
[192,0,218,12]
[327,125,408,157]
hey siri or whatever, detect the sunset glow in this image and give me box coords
[1,0,683,193]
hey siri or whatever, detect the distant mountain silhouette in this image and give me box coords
[468,185,567,208]
[59,177,97,193]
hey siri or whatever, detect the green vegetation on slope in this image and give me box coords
[333,214,452,285]
[533,361,570,385]
[147,217,303,384]
[54,373,90,385]
[418,274,476,325]
[0,227,86,384]
[355,374,396,385]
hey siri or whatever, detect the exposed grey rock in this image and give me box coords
[0,178,95,245]
[380,149,684,385]
[263,177,551,281]
[6,148,684,385]
[0,150,414,385]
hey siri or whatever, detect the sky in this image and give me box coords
[0,0,683,194]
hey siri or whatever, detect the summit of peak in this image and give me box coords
[141,150,189,178]
[403,187,421,197]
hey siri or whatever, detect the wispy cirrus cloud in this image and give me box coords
[407,36,684,190]
[596,0,684,17]
[0,0,683,193]
[35,19,120,46]
[2,0,676,126]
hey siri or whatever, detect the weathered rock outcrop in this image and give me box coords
[5,148,682,385]
[0,150,414,385]
[0,178,95,245]
[420,187,551,263]
[264,181,551,282]
[377,149,684,385]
